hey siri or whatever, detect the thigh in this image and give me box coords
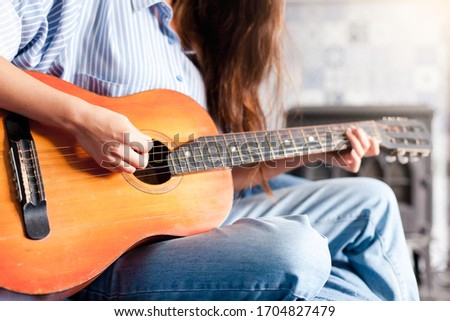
[73,213,330,300]
[227,176,398,254]
[229,176,418,300]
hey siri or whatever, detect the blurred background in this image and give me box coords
[281,0,450,300]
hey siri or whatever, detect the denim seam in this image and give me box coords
[312,214,408,300]
[326,215,407,300]
[369,220,408,300]
[81,288,297,300]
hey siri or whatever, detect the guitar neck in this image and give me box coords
[168,121,380,175]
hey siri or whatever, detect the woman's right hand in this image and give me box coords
[69,101,153,173]
[0,58,152,174]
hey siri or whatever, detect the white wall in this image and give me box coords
[283,0,449,269]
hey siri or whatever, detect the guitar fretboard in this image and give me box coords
[168,121,380,175]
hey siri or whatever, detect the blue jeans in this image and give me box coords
[73,175,420,300]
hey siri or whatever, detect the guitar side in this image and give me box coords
[0,73,233,297]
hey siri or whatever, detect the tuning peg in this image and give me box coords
[385,155,397,163]
[407,152,420,163]
[398,155,409,164]
[395,150,410,164]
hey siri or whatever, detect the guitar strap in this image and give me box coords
[4,113,50,240]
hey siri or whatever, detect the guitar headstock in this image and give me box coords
[376,117,431,164]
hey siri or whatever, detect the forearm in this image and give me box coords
[0,58,153,173]
[0,57,88,133]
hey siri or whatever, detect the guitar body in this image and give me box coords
[0,73,233,298]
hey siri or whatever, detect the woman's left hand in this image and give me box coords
[318,127,380,173]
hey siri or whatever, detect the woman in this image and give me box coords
[0,0,419,300]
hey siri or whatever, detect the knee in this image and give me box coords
[248,215,331,300]
[339,177,400,218]
[360,177,400,215]
[354,177,397,202]
[333,177,404,239]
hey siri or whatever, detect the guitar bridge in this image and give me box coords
[5,113,50,240]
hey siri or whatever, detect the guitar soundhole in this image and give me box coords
[134,140,171,185]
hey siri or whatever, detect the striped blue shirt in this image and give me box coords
[0,0,206,107]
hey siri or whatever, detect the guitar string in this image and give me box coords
[4,150,343,196]
[2,134,356,172]
[0,125,418,181]
[1,125,380,162]
[25,140,347,178]
[5,127,425,183]
[5,142,347,190]
[1,121,419,162]
[10,134,429,192]
[1,119,381,157]
[6,120,379,155]
[1,125,428,175]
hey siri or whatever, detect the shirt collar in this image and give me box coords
[130,0,165,12]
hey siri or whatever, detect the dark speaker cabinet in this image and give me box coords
[285,106,433,292]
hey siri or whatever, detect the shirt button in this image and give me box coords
[168,37,175,45]
[176,75,183,82]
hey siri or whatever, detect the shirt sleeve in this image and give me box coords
[0,1,21,61]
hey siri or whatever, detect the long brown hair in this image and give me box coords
[172,0,285,188]
[172,0,285,133]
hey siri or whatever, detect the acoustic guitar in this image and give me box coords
[0,72,431,299]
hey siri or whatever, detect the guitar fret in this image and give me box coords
[300,128,309,154]
[186,142,202,172]
[241,133,252,163]
[276,131,288,158]
[170,150,185,174]
[293,129,307,155]
[340,124,350,149]
[314,127,323,151]
[223,135,234,168]
[282,129,295,156]
[168,153,180,175]
[287,130,299,156]
[166,117,431,175]
[254,132,266,162]
[177,149,189,173]
[213,136,226,168]
[325,125,332,152]
[303,127,319,154]
[193,143,205,171]
[318,125,329,152]
[233,133,245,165]
[228,134,241,167]
[196,140,208,170]
[305,128,317,143]
[181,146,193,172]
[203,137,223,169]
[330,129,338,148]
[170,152,182,174]
[204,138,215,169]
[264,132,277,160]
[220,135,236,168]
[240,133,255,163]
